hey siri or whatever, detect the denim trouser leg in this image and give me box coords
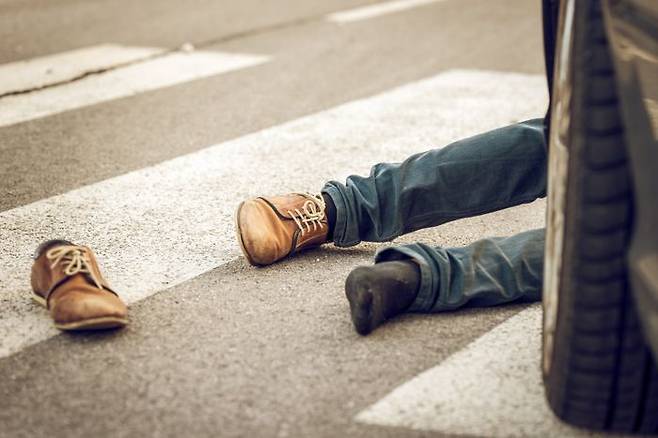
[322,119,548,312]
[323,119,547,246]
[375,228,545,312]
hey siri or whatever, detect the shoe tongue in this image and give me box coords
[263,195,313,219]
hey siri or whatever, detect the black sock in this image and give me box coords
[345,260,420,335]
[321,192,337,241]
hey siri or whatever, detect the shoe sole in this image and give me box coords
[31,294,128,331]
[235,201,259,267]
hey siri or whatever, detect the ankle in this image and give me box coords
[375,260,420,314]
[321,192,337,241]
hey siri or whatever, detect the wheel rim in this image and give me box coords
[543,0,575,377]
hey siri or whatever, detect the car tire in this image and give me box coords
[542,0,658,433]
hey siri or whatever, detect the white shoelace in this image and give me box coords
[287,193,326,235]
[46,245,103,289]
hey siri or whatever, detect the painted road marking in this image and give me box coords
[0,44,164,96]
[0,69,546,358]
[0,50,269,128]
[327,0,447,24]
[356,306,607,437]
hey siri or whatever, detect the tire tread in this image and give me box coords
[543,1,658,433]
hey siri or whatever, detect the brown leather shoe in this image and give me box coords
[30,240,128,331]
[236,193,329,266]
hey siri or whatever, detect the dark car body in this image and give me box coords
[602,0,658,358]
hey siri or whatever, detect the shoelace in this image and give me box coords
[287,193,326,235]
[45,245,103,289]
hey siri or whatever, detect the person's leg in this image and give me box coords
[324,119,547,247]
[346,228,545,334]
[236,119,546,266]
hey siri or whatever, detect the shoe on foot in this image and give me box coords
[30,240,128,331]
[236,193,329,266]
[345,261,420,335]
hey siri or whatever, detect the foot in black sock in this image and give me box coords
[345,260,420,335]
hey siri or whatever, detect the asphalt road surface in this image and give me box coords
[0,1,622,437]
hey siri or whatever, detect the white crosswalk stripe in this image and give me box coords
[326,0,448,24]
[0,44,164,96]
[0,69,546,359]
[355,306,603,437]
[0,47,269,128]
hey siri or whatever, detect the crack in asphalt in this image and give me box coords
[0,48,172,99]
[0,12,327,100]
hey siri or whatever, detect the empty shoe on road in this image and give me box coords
[31,240,128,331]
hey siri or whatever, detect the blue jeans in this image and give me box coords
[322,119,547,313]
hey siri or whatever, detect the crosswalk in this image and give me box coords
[0,44,164,96]
[356,305,605,437]
[0,60,546,357]
[0,45,268,127]
[327,0,448,23]
[0,35,571,436]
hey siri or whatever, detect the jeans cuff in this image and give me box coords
[322,182,360,248]
[374,244,437,313]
